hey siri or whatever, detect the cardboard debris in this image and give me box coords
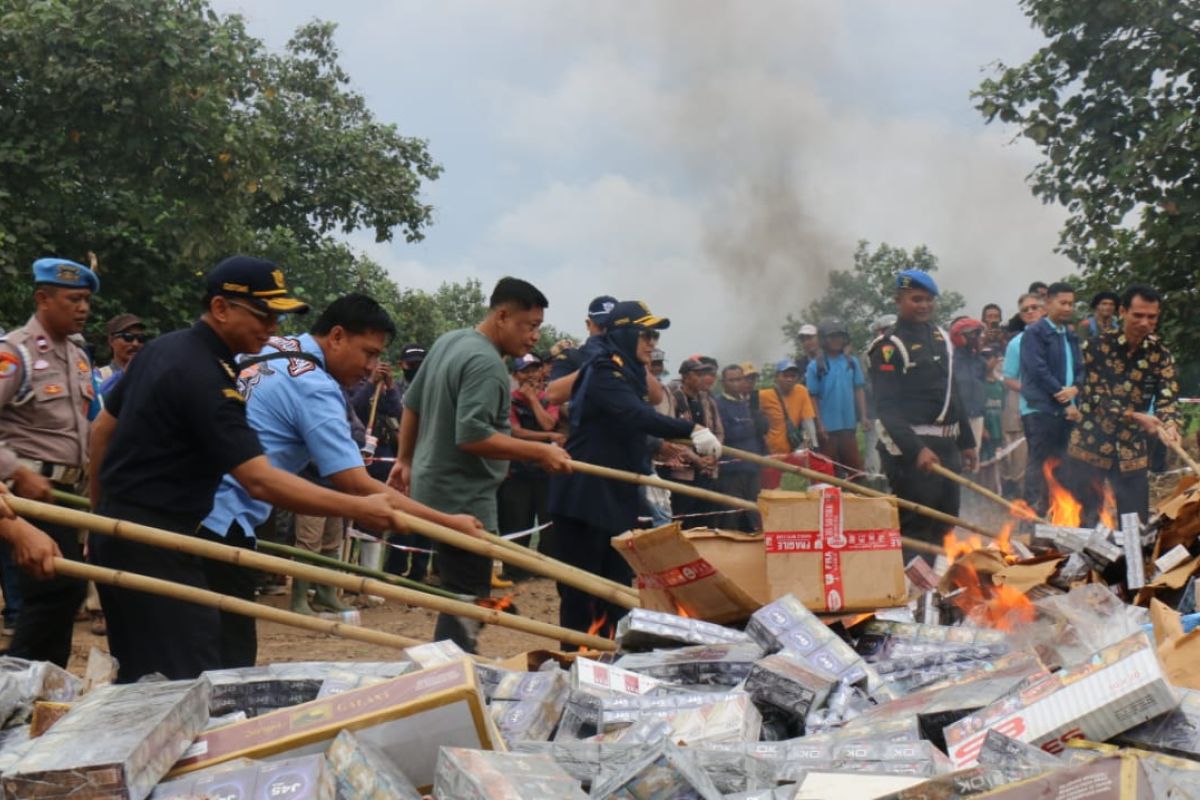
[759,488,906,612]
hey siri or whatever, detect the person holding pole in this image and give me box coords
[88,257,400,683]
[389,277,572,653]
[197,293,485,668]
[0,258,98,666]
[869,269,977,555]
[549,300,721,643]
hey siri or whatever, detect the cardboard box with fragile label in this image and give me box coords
[759,488,905,612]
[612,523,766,624]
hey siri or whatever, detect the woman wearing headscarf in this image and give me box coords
[547,301,721,644]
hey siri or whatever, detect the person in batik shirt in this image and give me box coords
[1066,285,1181,523]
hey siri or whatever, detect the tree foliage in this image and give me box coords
[0,0,440,338]
[782,241,965,354]
[974,0,1200,372]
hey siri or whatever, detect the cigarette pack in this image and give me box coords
[614,608,753,650]
[905,557,941,592]
[599,691,763,745]
[404,640,468,669]
[432,747,586,799]
[1122,513,1146,591]
[943,632,1178,768]
[588,741,724,800]
[571,657,661,696]
[203,661,412,717]
[172,659,495,791]
[613,642,764,687]
[2,678,209,800]
[325,727,422,800]
[743,652,837,719]
[154,754,338,800]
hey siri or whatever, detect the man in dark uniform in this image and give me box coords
[869,269,977,551]
[548,301,721,644]
[0,258,98,665]
[88,256,398,682]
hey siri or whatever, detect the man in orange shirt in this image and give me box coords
[758,359,819,489]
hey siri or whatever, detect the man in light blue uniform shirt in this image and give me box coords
[199,293,485,668]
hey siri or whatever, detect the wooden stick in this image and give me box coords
[1160,429,1200,476]
[254,539,467,601]
[711,443,1003,541]
[53,558,425,651]
[392,510,639,609]
[366,381,385,432]
[930,463,1049,524]
[49,488,638,608]
[568,458,945,557]
[8,497,616,651]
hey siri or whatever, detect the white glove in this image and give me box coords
[690,426,722,458]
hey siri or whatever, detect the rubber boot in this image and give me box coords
[290,578,314,615]
[312,583,353,612]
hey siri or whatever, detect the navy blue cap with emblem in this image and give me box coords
[587,295,619,327]
[896,268,939,296]
[32,258,99,292]
[205,255,309,314]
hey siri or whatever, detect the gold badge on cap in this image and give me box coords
[271,269,285,289]
[56,265,80,282]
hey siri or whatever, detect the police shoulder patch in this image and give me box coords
[881,345,895,363]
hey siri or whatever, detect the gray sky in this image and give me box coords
[213,0,1069,362]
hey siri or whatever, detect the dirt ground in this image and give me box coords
[43,577,565,676]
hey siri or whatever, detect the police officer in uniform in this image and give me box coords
[548,301,721,644]
[869,269,977,551]
[0,258,98,666]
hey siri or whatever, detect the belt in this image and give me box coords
[912,423,960,438]
[16,458,84,486]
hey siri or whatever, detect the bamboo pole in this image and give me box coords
[930,463,1049,525]
[50,488,638,609]
[568,458,945,557]
[366,381,385,432]
[391,510,639,609]
[711,443,1003,541]
[1160,429,1200,476]
[54,558,424,651]
[254,539,467,601]
[7,497,616,651]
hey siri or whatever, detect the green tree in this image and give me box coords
[974,0,1200,375]
[782,241,964,355]
[0,0,440,337]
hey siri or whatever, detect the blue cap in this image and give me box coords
[608,300,670,331]
[587,295,619,327]
[775,358,800,373]
[513,353,542,371]
[896,268,938,296]
[32,258,99,292]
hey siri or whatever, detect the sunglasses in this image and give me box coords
[639,330,661,342]
[227,299,279,323]
[1019,305,1041,313]
[113,332,150,343]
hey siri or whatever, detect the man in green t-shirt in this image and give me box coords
[391,277,571,651]
[979,346,1006,494]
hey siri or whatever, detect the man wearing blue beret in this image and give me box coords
[0,257,99,666]
[868,269,977,553]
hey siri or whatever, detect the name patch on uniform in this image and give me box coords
[878,364,895,372]
[32,359,49,370]
[222,388,245,402]
[0,353,18,379]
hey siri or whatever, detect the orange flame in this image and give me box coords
[587,611,609,638]
[946,561,1035,633]
[943,521,1015,566]
[1044,459,1081,527]
[674,604,692,619]
[1009,499,1040,522]
[476,594,515,612]
[1099,482,1117,529]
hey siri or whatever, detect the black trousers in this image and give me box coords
[1022,412,1074,516]
[431,542,492,654]
[92,500,221,682]
[1068,459,1150,525]
[551,514,633,650]
[6,518,86,668]
[714,470,762,532]
[497,472,551,577]
[197,524,258,669]
[880,436,962,556]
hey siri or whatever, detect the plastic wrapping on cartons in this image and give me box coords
[0,726,33,776]
[325,728,422,800]
[1116,688,1200,759]
[1020,584,1147,669]
[971,754,1153,799]
[974,729,1061,784]
[614,608,753,650]
[432,747,587,799]
[597,691,762,744]
[588,741,725,800]
[154,755,335,800]
[203,661,411,717]
[489,696,567,745]
[2,678,210,800]
[747,594,890,699]
[0,658,82,728]
[510,742,642,788]
[744,652,837,723]
[943,633,1178,769]
[315,669,389,699]
[724,788,800,800]
[613,716,672,745]
[614,643,764,687]
[404,640,468,669]
[571,658,662,697]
